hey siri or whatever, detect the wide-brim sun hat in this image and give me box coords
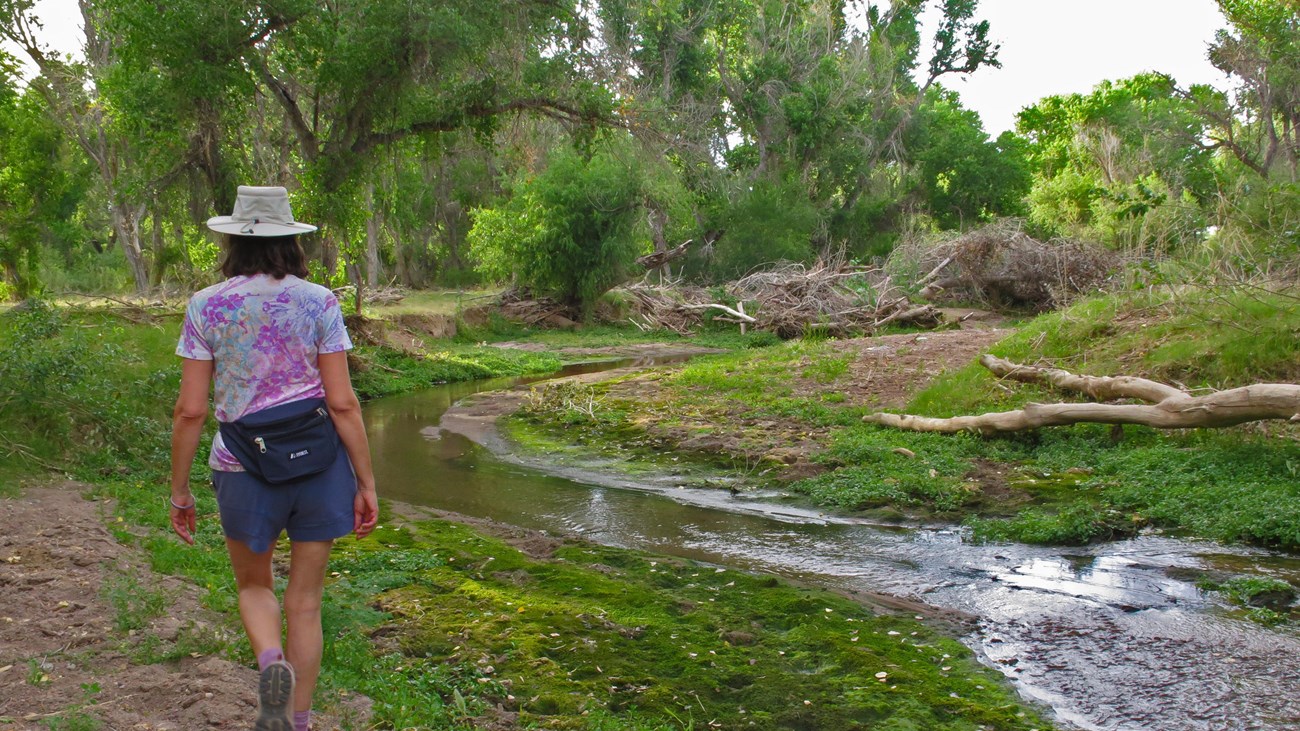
[207,185,318,237]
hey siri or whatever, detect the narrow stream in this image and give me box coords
[364,361,1300,731]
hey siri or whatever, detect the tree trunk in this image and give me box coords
[364,182,381,288]
[647,205,669,281]
[149,205,167,288]
[863,355,1300,434]
[111,202,149,294]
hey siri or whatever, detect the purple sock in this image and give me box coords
[293,710,310,731]
[256,647,284,671]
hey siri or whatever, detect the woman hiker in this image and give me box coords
[167,186,379,731]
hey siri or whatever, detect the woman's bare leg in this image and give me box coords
[225,538,281,655]
[284,540,333,713]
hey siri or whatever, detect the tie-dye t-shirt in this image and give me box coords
[176,274,353,471]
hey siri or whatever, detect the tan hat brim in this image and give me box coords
[207,216,318,237]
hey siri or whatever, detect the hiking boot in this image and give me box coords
[253,660,295,731]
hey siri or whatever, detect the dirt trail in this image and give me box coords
[0,484,366,730]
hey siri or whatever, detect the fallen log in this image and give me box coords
[863,354,1300,434]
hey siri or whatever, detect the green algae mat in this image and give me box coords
[328,519,1052,730]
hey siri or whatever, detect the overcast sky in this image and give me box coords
[8,0,1233,136]
[924,0,1231,134]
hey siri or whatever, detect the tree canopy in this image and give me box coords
[0,0,1296,303]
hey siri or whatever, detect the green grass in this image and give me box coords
[350,345,562,400]
[103,572,171,634]
[910,287,1300,417]
[369,288,505,317]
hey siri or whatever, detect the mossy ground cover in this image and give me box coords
[335,517,1052,730]
[510,287,1300,548]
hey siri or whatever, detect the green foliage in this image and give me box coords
[1214,575,1296,607]
[1016,73,1216,252]
[908,87,1031,229]
[711,176,819,278]
[470,143,646,318]
[0,302,176,475]
[41,711,101,731]
[1208,180,1300,266]
[0,65,91,299]
[1202,0,1300,190]
[968,504,1124,545]
[1192,573,1297,625]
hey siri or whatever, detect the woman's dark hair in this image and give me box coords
[220,234,309,279]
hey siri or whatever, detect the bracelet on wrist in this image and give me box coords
[169,497,195,510]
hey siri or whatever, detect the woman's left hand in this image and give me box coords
[170,498,196,545]
[354,486,378,539]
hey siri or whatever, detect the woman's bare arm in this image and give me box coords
[319,351,378,537]
[169,357,213,543]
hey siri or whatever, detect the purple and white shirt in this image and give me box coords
[176,274,353,471]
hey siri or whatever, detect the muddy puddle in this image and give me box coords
[364,360,1300,731]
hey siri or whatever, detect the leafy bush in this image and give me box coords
[709,177,818,279]
[469,143,646,318]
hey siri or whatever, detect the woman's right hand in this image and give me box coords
[354,485,378,539]
[170,498,197,545]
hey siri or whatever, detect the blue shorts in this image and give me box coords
[211,449,356,553]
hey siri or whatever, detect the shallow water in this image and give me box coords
[364,362,1300,731]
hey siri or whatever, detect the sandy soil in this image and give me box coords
[0,484,367,730]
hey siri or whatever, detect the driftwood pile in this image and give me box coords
[620,261,942,338]
[889,220,1118,310]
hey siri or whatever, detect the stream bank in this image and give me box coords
[414,335,1300,731]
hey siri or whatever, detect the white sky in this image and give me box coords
[7,0,1233,135]
[926,0,1232,134]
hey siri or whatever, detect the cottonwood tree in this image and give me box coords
[0,55,90,298]
[0,0,158,292]
[1016,73,1217,252]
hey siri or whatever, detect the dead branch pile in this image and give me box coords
[496,289,580,329]
[887,220,1119,310]
[618,261,942,337]
[332,285,410,306]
